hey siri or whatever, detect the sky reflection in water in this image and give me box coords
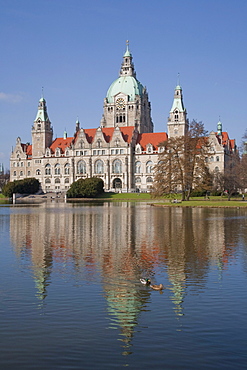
[1,202,247,369]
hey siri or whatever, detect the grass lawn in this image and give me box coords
[97,192,152,200]
[96,192,247,207]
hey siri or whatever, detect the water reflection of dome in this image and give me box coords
[103,280,151,355]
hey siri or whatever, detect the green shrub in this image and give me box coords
[190,190,207,197]
[67,177,104,198]
[2,178,40,197]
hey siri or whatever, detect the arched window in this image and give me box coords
[135,177,141,183]
[20,171,23,176]
[36,169,41,175]
[94,159,104,174]
[65,178,70,184]
[13,162,16,167]
[146,161,153,173]
[97,140,101,148]
[146,177,153,183]
[77,160,86,174]
[80,140,84,149]
[13,171,16,176]
[214,166,219,172]
[55,178,60,184]
[27,171,30,176]
[135,161,141,173]
[64,163,70,174]
[45,178,51,184]
[54,164,60,175]
[45,164,51,175]
[112,159,122,174]
[216,156,219,162]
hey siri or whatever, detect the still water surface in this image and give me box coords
[0,202,247,369]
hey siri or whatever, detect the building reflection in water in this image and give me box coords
[9,202,239,351]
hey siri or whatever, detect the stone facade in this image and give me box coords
[10,44,236,193]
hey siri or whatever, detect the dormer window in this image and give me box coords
[135,145,141,154]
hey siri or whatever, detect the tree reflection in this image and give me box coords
[9,203,245,350]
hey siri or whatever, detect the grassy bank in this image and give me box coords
[96,192,247,207]
[152,200,247,207]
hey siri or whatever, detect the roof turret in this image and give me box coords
[217,118,222,135]
[106,41,144,103]
[35,95,50,122]
[170,84,186,113]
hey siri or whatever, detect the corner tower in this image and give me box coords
[31,96,53,158]
[167,84,188,138]
[102,41,153,133]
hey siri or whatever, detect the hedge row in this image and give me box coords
[67,177,104,198]
[2,178,40,197]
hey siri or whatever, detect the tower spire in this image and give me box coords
[120,40,135,77]
[167,83,188,137]
[217,116,222,136]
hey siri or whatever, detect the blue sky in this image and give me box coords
[1,0,247,169]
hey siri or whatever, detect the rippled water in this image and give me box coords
[1,202,247,369]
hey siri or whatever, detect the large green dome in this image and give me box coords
[106,75,144,103]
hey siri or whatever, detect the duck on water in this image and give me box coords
[140,278,164,291]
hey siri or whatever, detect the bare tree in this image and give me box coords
[223,152,241,200]
[0,170,10,192]
[153,120,211,200]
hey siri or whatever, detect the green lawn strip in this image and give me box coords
[151,200,247,207]
[97,192,152,200]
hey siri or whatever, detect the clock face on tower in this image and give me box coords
[116,98,125,109]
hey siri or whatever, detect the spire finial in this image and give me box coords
[177,73,180,86]
[126,40,129,49]
[41,86,44,98]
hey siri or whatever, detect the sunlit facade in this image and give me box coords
[10,43,236,192]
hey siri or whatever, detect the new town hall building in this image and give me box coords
[10,44,236,192]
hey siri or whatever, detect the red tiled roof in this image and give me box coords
[229,139,236,150]
[26,145,32,155]
[137,132,168,151]
[75,126,136,144]
[50,137,74,153]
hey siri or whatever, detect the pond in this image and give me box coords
[0,202,247,369]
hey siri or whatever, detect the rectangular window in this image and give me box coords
[111,149,115,155]
[84,151,88,156]
[120,149,124,154]
[102,150,105,155]
[93,150,97,155]
[116,149,119,154]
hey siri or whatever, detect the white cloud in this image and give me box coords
[0,92,23,103]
